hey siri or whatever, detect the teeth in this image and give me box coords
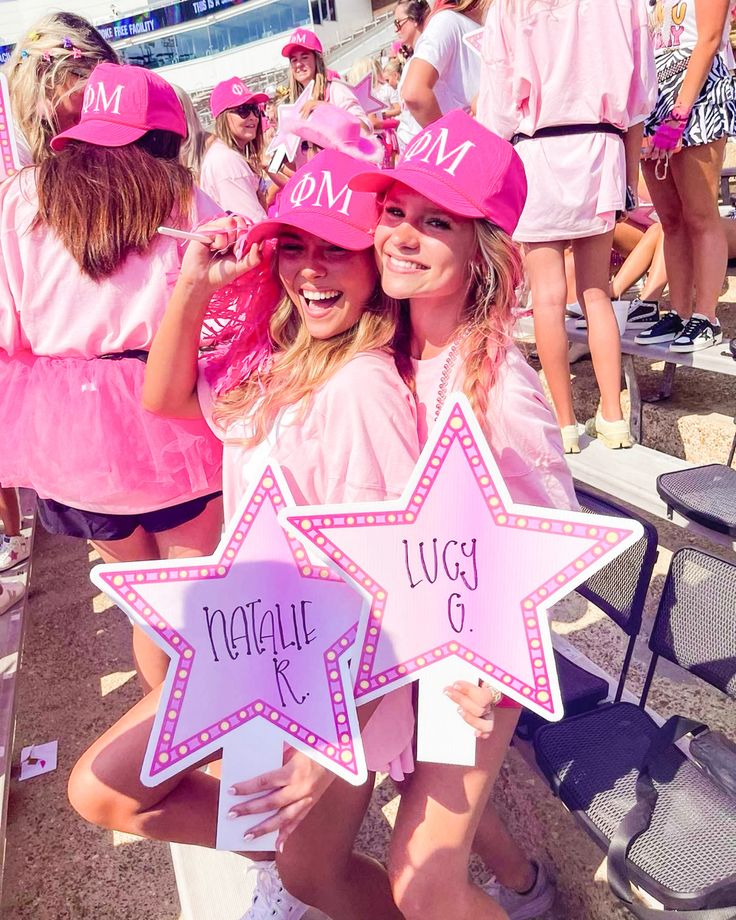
[389,256,427,270]
[302,290,341,301]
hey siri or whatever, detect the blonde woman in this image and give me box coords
[199,77,268,222]
[3,11,118,165]
[350,110,570,920]
[173,84,212,181]
[69,150,419,920]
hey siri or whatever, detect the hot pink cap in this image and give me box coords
[210,77,269,119]
[349,110,527,235]
[51,63,186,151]
[248,149,380,250]
[282,27,323,58]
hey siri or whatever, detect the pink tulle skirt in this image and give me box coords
[0,351,222,515]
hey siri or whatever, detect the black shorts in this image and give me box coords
[37,492,222,542]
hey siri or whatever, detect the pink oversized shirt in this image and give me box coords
[414,344,578,512]
[199,139,267,224]
[0,170,221,358]
[198,349,420,778]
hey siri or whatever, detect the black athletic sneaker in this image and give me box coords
[634,310,684,345]
[626,298,659,329]
[669,314,723,353]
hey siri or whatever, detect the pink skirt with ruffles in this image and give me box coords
[0,351,222,515]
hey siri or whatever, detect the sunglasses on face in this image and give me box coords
[394,16,411,30]
[230,103,261,118]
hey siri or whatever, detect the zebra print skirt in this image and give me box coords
[644,48,736,147]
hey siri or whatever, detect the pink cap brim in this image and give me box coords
[213,92,269,118]
[350,164,486,219]
[247,210,373,251]
[282,41,321,58]
[51,119,151,151]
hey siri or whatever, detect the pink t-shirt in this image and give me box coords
[199,139,267,225]
[0,170,221,358]
[198,349,420,778]
[414,343,578,511]
[478,0,656,138]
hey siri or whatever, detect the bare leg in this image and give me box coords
[472,802,536,893]
[610,223,662,299]
[153,494,223,560]
[91,527,164,693]
[642,158,694,319]
[669,138,728,323]
[0,486,21,536]
[277,775,402,920]
[526,242,575,428]
[388,707,520,920]
[611,220,645,259]
[572,230,624,423]
[639,225,668,302]
[68,685,220,845]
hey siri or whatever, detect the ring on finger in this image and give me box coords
[480,685,504,719]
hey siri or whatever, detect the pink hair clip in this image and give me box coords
[72,47,82,59]
[42,51,51,62]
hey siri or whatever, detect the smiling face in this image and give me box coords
[374,183,476,312]
[278,228,377,339]
[289,49,318,87]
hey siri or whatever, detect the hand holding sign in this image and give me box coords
[92,465,367,851]
[283,396,644,764]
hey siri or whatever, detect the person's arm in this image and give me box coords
[675,0,730,114]
[143,219,261,419]
[400,57,443,126]
[623,121,644,199]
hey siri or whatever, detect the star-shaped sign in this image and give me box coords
[265,81,313,164]
[92,464,367,849]
[282,396,643,724]
[351,73,385,115]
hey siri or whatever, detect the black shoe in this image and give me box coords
[626,298,659,329]
[669,315,723,353]
[634,310,684,345]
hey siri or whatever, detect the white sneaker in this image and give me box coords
[481,861,556,920]
[242,861,308,920]
[0,580,24,616]
[0,535,31,573]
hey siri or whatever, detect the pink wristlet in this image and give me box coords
[651,118,686,152]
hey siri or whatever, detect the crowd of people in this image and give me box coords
[0,1,734,918]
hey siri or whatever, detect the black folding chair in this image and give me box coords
[516,489,658,739]
[534,548,736,919]
[656,419,736,538]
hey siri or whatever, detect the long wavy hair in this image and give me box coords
[34,132,193,280]
[395,219,524,440]
[4,12,118,164]
[215,279,409,446]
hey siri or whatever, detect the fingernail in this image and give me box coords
[457,707,464,715]
[227,810,238,820]
[277,841,285,854]
[228,786,237,795]
[244,833,255,841]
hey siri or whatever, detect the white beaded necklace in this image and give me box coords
[431,327,472,421]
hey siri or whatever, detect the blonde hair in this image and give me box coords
[287,51,329,103]
[215,283,407,446]
[214,110,265,204]
[173,84,211,180]
[347,57,383,86]
[396,219,523,440]
[3,12,118,164]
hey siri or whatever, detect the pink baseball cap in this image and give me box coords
[210,77,269,119]
[282,28,323,58]
[349,110,527,235]
[51,63,186,151]
[247,149,380,250]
